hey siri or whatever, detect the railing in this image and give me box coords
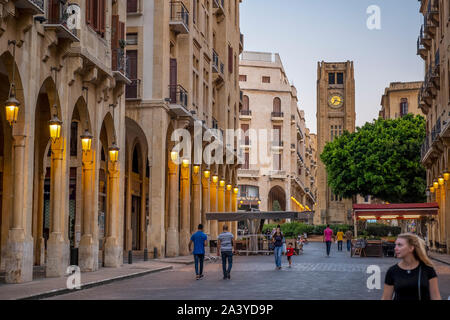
[212,49,219,72]
[126,79,141,100]
[271,112,284,118]
[297,152,304,164]
[431,116,441,142]
[240,90,243,102]
[240,138,251,145]
[169,1,189,28]
[46,1,77,37]
[240,33,244,48]
[434,48,440,72]
[421,135,430,160]
[272,141,284,147]
[291,143,296,149]
[239,110,252,116]
[113,48,128,75]
[213,0,225,9]
[168,84,188,108]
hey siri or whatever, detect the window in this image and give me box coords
[337,73,344,84]
[243,152,249,169]
[400,98,408,116]
[273,153,281,171]
[239,185,259,198]
[273,97,281,112]
[262,76,271,83]
[239,75,247,82]
[126,33,138,45]
[328,73,335,85]
[228,45,233,74]
[127,0,138,13]
[86,0,106,36]
[70,121,78,157]
[243,95,249,110]
[330,125,342,141]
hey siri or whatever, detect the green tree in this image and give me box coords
[320,114,426,203]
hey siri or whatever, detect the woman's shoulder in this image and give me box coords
[387,263,400,273]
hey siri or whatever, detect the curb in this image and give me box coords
[430,256,450,266]
[18,265,173,300]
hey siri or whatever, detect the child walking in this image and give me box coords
[286,243,297,268]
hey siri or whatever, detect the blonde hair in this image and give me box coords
[397,233,433,268]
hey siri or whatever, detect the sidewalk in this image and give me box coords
[429,251,450,266]
[0,261,174,300]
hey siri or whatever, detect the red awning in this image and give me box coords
[353,203,439,220]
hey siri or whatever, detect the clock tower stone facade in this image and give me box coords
[315,61,356,225]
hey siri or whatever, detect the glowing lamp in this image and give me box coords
[438,177,444,186]
[257,200,261,204]
[212,175,218,183]
[182,158,190,168]
[233,187,239,194]
[170,151,178,162]
[80,129,93,153]
[429,186,435,193]
[433,181,439,189]
[219,180,225,187]
[226,184,232,191]
[444,172,450,181]
[109,142,120,163]
[49,115,62,142]
[5,95,20,126]
[193,165,200,174]
[203,170,210,178]
[240,200,244,204]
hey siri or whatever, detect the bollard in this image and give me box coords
[154,247,157,259]
[144,248,148,261]
[128,250,132,264]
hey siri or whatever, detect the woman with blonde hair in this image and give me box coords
[382,233,441,300]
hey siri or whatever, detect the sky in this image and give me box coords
[240,0,424,133]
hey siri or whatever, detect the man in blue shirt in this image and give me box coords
[189,224,208,280]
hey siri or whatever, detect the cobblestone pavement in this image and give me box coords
[50,242,450,300]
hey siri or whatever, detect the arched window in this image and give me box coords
[400,98,408,117]
[243,95,249,111]
[273,97,281,113]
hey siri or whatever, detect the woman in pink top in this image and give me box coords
[323,225,334,257]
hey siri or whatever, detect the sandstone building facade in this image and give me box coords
[418,0,450,254]
[315,61,355,225]
[379,81,424,120]
[237,51,316,220]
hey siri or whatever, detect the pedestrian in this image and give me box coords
[217,224,235,280]
[336,229,344,251]
[272,227,284,269]
[189,224,208,280]
[345,229,353,252]
[323,224,334,257]
[286,242,297,268]
[382,233,441,300]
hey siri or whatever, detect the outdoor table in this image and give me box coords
[364,240,383,257]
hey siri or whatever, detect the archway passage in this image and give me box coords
[268,186,286,212]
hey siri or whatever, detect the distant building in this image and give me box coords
[379,81,424,120]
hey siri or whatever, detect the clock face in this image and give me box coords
[329,94,344,108]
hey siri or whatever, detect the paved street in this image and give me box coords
[49,242,450,300]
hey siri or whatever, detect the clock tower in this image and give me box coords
[315,61,356,225]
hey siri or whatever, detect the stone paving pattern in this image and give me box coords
[50,242,450,300]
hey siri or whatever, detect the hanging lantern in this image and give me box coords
[5,94,20,126]
[433,180,439,189]
[219,180,225,187]
[444,172,450,181]
[257,200,261,205]
[182,158,190,168]
[212,175,218,183]
[438,177,445,185]
[109,142,120,163]
[240,200,244,204]
[193,165,200,174]
[80,129,93,153]
[233,187,239,194]
[226,184,232,191]
[430,186,435,193]
[49,114,62,142]
[170,151,178,162]
[203,170,211,178]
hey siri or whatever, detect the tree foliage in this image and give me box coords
[320,114,426,203]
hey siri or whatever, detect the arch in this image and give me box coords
[273,97,281,113]
[243,95,249,111]
[268,185,286,212]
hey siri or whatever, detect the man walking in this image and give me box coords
[189,224,208,280]
[217,225,235,280]
[323,225,334,257]
[345,229,353,252]
[336,229,344,251]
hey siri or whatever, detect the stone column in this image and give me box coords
[225,185,232,232]
[125,169,132,252]
[191,167,201,233]
[179,164,191,256]
[209,179,218,240]
[218,181,225,234]
[46,139,70,277]
[104,161,122,267]
[140,172,147,251]
[446,183,450,254]
[201,173,210,234]
[5,135,33,283]
[232,188,238,238]
[79,150,97,272]
[166,161,179,257]
[33,172,45,266]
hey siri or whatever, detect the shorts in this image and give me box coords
[287,255,292,261]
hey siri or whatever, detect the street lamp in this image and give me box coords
[233,187,239,194]
[193,165,200,174]
[433,180,439,189]
[109,141,120,163]
[5,40,19,127]
[219,180,225,187]
[429,186,435,193]
[438,177,444,186]
[226,184,232,191]
[170,151,178,162]
[49,111,62,143]
[444,172,450,181]
[80,129,93,153]
[212,175,218,183]
[182,158,190,168]
[203,170,210,178]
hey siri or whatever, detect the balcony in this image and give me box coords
[269,170,286,180]
[14,0,45,15]
[426,0,439,26]
[291,115,296,124]
[271,112,284,122]
[168,84,189,116]
[418,83,431,112]
[239,109,252,120]
[126,79,141,100]
[169,1,189,34]
[239,139,251,150]
[424,13,437,38]
[44,2,80,43]
[417,36,427,59]
[297,125,304,140]
[431,116,441,143]
[237,169,260,179]
[213,0,225,16]
[239,90,243,106]
[239,33,244,53]
[290,144,296,152]
[297,152,304,164]
[212,49,225,85]
[418,24,432,51]
[434,49,440,79]
[271,141,284,152]
[112,48,131,84]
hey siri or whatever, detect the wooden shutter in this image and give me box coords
[127,0,138,13]
[99,0,106,35]
[273,98,281,113]
[49,0,60,24]
[111,15,119,70]
[170,59,178,102]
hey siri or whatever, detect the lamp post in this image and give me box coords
[109,141,120,163]
[5,40,19,127]
[80,129,93,153]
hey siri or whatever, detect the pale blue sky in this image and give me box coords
[240,0,424,133]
